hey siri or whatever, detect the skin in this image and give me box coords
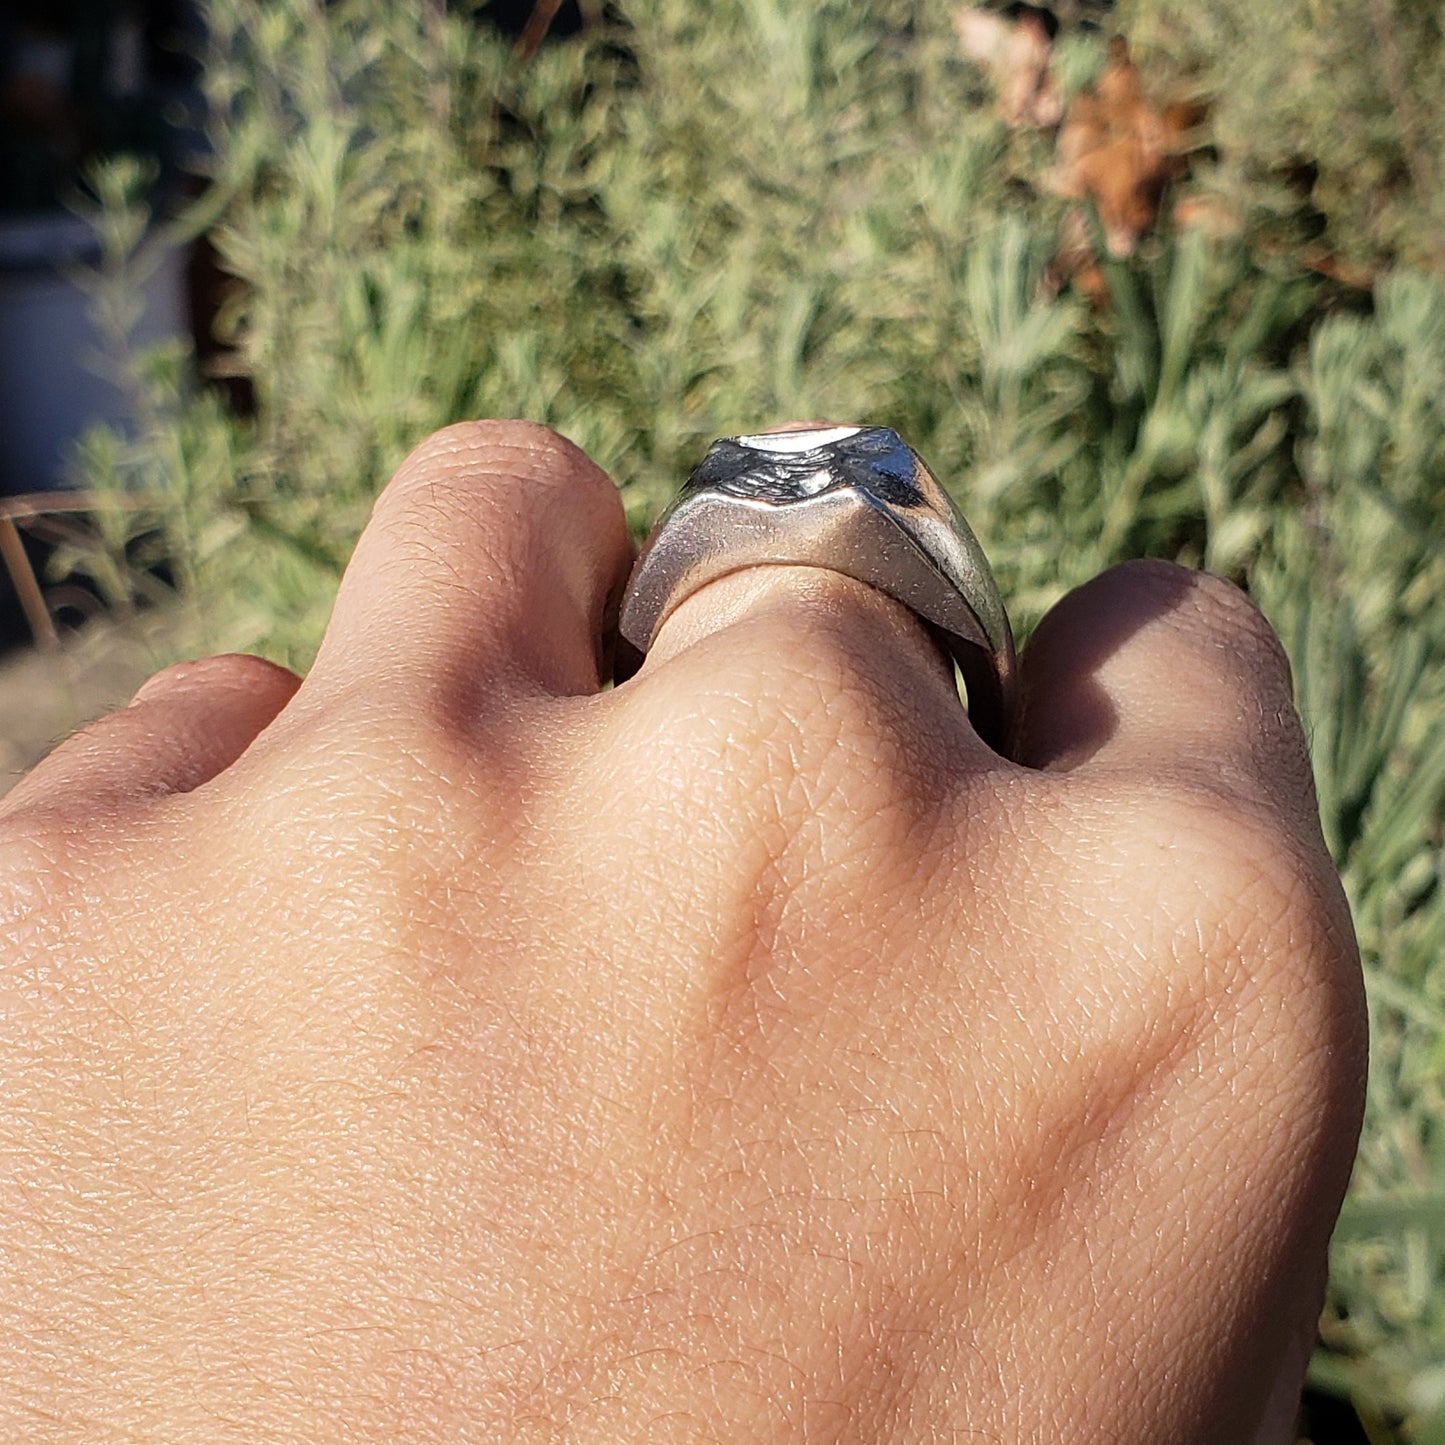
[0,420,1366,1442]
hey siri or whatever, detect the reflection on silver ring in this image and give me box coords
[614,424,1018,754]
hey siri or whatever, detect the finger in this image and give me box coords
[303,421,633,725]
[636,562,984,772]
[1015,559,1317,819]
[639,562,947,683]
[627,422,995,765]
[0,654,300,821]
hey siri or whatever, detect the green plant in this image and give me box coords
[1119,0,1445,275]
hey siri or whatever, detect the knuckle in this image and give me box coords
[133,652,297,703]
[1151,563,1295,705]
[1097,559,1291,673]
[390,420,600,496]
[400,418,530,469]
[642,625,944,812]
[1093,774,1359,1014]
[1025,770,1365,1155]
[1143,781,1367,1153]
[372,421,621,552]
[132,658,201,697]
[0,726,114,822]
[1177,572,1293,692]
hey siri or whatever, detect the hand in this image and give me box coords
[0,421,1365,1442]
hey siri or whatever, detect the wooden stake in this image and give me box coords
[516,0,567,60]
[0,515,58,651]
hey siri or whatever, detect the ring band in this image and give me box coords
[614,425,1018,753]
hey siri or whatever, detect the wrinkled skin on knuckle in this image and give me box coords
[1035,769,1363,1153]
[570,623,967,1062]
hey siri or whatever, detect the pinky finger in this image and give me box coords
[0,654,299,824]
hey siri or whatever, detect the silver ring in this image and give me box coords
[614,424,1018,753]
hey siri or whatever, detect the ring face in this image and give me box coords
[615,425,1018,753]
[690,425,923,506]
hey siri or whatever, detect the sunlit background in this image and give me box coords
[3,3,1444,1439]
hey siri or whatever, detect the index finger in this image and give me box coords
[301,421,633,728]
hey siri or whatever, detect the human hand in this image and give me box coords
[0,421,1365,1441]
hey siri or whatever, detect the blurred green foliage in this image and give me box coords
[70,0,1445,1435]
[1121,0,1445,273]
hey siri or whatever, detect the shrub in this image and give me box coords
[1120,0,1445,274]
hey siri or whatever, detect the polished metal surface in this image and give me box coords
[615,424,1018,753]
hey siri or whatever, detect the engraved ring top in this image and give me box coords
[615,425,1018,753]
